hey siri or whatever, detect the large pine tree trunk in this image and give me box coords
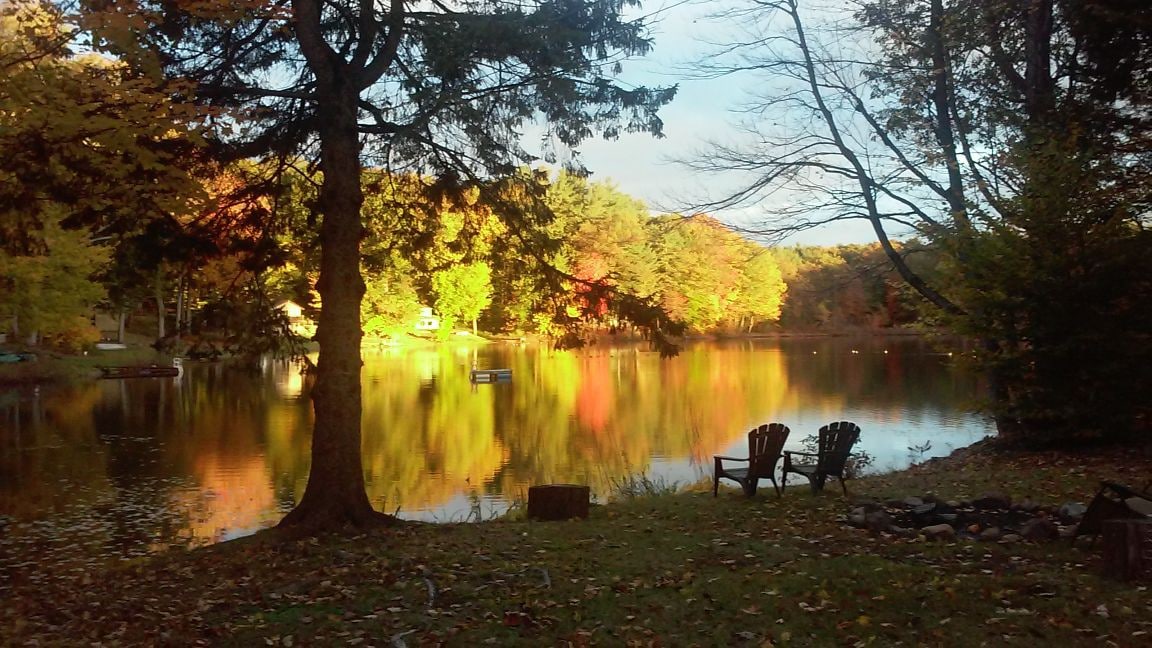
[279,18,392,530]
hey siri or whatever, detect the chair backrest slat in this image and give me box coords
[817,421,861,475]
[749,422,790,478]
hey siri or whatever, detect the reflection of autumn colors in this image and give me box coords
[257,345,808,515]
[574,355,614,434]
[0,384,111,518]
[1,338,991,543]
[359,349,510,515]
[169,453,279,543]
[353,344,802,511]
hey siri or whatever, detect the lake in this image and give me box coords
[0,336,992,588]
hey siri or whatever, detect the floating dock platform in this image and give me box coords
[470,368,512,383]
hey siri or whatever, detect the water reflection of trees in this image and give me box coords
[348,343,798,513]
[0,368,296,564]
[1,347,802,529]
[0,338,989,548]
[0,385,109,519]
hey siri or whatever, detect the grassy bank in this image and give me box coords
[0,346,174,386]
[4,442,1151,646]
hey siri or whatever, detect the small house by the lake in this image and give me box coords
[275,300,316,337]
[415,306,440,331]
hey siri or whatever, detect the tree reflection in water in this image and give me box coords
[0,338,990,582]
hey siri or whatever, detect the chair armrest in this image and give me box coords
[714,455,749,474]
[782,450,817,472]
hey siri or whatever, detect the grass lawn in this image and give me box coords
[0,346,171,385]
[4,440,1150,646]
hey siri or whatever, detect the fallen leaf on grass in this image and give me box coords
[503,612,533,627]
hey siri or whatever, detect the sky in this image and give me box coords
[558,1,882,247]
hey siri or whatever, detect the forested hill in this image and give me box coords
[2,166,937,350]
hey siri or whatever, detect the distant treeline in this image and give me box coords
[258,169,943,339]
[1,167,942,350]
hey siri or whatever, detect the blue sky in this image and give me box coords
[563,1,881,247]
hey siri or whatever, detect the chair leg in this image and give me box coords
[781,471,788,493]
[713,475,719,497]
[744,478,758,497]
[770,477,781,497]
[809,474,825,494]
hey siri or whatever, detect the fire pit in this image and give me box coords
[845,493,1085,542]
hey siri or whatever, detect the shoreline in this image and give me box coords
[0,328,953,386]
[4,437,1150,645]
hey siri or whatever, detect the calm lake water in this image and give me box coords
[0,337,992,587]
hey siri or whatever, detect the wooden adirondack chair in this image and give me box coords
[781,421,861,495]
[713,423,791,497]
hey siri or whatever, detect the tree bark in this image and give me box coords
[927,0,970,230]
[279,0,393,531]
[175,273,184,338]
[786,0,963,318]
[154,266,165,340]
[1024,0,1055,124]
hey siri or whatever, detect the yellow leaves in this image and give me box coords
[1,0,67,48]
[1,2,208,251]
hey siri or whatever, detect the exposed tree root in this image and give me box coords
[276,505,400,537]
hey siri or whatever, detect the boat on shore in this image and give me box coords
[98,358,184,379]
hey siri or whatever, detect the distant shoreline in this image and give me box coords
[0,328,955,386]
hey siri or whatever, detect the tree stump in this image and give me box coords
[1102,519,1152,582]
[527,484,590,521]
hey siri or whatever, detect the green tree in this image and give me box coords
[559,174,659,296]
[362,256,422,339]
[0,212,108,349]
[532,172,664,333]
[1,0,220,351]
[731,251,786,332]
[651,215,749,332]
[432,262,493,336]
[0,0,204,255]
[86,0,674,530]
